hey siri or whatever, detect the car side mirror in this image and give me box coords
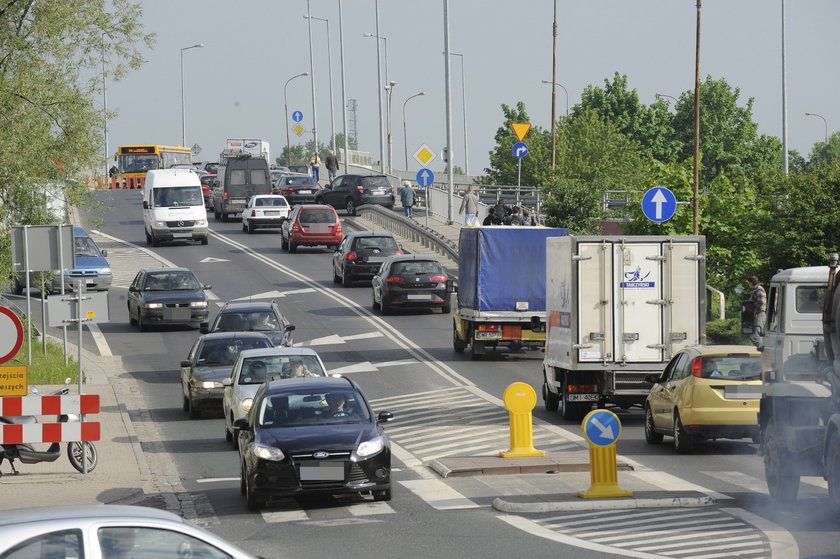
[377,410,395,423]
[222,378,232,387]
[446,279,457,294]
[285,324,296,332]
[180,360,190,368]
[200,325,209,334]
[203,284,212,290]
[233,418,250,431]
[101,250,107,257]
[128,285,138,293]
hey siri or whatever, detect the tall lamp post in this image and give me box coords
[338,0,350,173]
[306,0,319,158]
[284,72,309,166]
[541,80,569,116]
[363,30,388,173]
[403,91,425,169]
[449,52,469,176]
[304,14,336,156]
[384,81,396,174]
[805,112,828,143]
[180,43,203,147]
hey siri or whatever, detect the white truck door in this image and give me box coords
[615,242,663,362]
[665,241,701,356]
[578,242,614,362]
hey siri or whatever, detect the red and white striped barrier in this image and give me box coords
[0,394,100,444]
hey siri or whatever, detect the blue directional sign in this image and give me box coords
[416,168,435,187]
[292,110,304,122]
[582,410,621,447]
[641,186,677,223]
[512,141,529,158]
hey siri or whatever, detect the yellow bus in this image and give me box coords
[115,145,193,188]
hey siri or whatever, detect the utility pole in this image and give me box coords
[692,0,702,236]
[550,0,558,169]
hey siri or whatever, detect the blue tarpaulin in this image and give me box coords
[457,227,569,312]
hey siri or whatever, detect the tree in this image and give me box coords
[806,132,840,170]
[479,102,549,187]
[0,0,152,277]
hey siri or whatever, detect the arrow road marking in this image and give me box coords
[651,188,668,220]
[230,288,315,301]
[329,358,419,375]
[295,331,383,347]
[590,416,615,440]
[200,257,230,263]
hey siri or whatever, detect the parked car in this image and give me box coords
[202,300,295,347]
[371,255,451,315]
[235,376,394,510]
[180,332,274,419]
[241,194,291,233]
[199,173,217,209]
[222,346,328,444]
[0,505,258,559]
[12,226,113,295]
[332,231,404,287]
[280,204,342,253]
[288,164,310,174]
[272,174,322,204]
[643,344,763,453]
[127,268,210,331]
[316,174,395,215]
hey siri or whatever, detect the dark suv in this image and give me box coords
[316,174,395,215]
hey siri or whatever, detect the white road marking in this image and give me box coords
[261,509,308,523]
[723,507,800,559]
[328,358,419,375]
[87,323,112,357]
[399,479,480,510]
[199,257,230,263]
[346,502,396,516]
[230,288,315,301]
[297,331,383,347]
[196,477,239,483]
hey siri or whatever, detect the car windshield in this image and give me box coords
[215,311,280,332]
[238,355,326,384]
[152,186,203,207]
[74,236,101,257]
[391,261,441,275]
[697,355,762,379]
[354,236,398,251]
[361,176,390,188]
[255,198,288,207]
[286,176,316,186]
[198,338,271,365]
[144,272,200,291]
[257,389,370,427]
[299,209,335,223]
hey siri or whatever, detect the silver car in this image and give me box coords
[222,347,328,446]
[0,505,257,559]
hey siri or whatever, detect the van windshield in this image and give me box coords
[153,186,203,207]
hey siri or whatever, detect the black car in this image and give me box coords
[332,231,405,287]
[202,301,295,347]
[371,255,451,315]
[315,174,395,216]
[127,268,211,331]
[180,332,274,419]
[288,164,310,174]
[272,174,322,205]
[235,376,394,510]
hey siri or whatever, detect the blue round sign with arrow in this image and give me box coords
[512,141,529,158]
[416,168,435,187]
[582,410,622,447]
[641,186,677,223]
[292,110,304,123]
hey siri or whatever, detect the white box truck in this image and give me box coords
[542,235,706,420]
[221,139,270,163]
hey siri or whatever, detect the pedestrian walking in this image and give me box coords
[309,153,321,182]
[459,186,479,226]
[400,180,416,217]
[325,151,339,182]
[747,276,767,350]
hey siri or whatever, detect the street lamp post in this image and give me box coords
[450,52,469,176]
[403,91,425,169]
[338,0,350,173]
[180,43,203,147]
[541,80,569,116]
[284,72,309,166]
[363,29,388,173]
[805,112,828,143]
[306,0,319,159]
[384,81,396,174]
[304,14,336,156]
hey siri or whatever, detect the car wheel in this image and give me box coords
[372,486,392,502]
[137,312,147,332]
[245,464,263,511]
[288,239,297,253]
[151,233,160,247]
[346,198,356,216]
[763,422,800,502]
[342,270,352,287]
[242,221,248,232]
[225,416,233,442]
[214,207,221,219]
[380,296,391,315]
[333,265,341,285]
[247,221,255,234]
[128,305,137,326]
[827,434,840,515]
[182,391,189,412]
[673,411,696,454]
[644,405,664,444]
[188,390,201,419]
[543,382,559,412]
[200,236,208,246]
[145,231,153,246]
[240,460,247,496]
[372,290,380,311]
[281,233,288,250]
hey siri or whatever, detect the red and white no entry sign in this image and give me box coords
[0,306,24,364]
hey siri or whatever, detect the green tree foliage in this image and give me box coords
[0,0,152,277]
[805,132,840,170]
[480,102,548,186]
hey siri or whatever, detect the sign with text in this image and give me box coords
[0,366,27,396]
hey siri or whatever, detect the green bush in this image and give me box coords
[705,318,750,345]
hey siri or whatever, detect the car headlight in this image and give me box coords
[240,398,253,413]
[99,267,111,274]
[200,381,222,389]
[355,436,384,459]
[190,301,208,308]
[251,443,285,461]
[144,303,163,309]
[154,220,166,227]
[195,219,207,226]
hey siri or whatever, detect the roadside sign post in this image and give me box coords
[0,307,25,394]
[413,144,437,227]
[500,382,545,457]
[511,124,531,189]
[641,186,678,223]
[578,409,633,499]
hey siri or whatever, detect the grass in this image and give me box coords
[6,325,83,387]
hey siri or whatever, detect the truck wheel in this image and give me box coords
[542,382,559,412]
[827,433,840,515]
[453,325,467,352]
[763,423,800,502]
[673,412,696,454]
[470,340,484,360]
[644,405,664,444]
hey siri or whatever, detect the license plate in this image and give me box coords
[298,189,311,194]
[173,232,192,238]
[163,308,191,321]
[230,198,246,204]
[371,189,385,195]
[567,394,599,402]
[263,211,280,216]
[367,257,386,263]
[299,463,345,481]
[475,331,503,340]
[406,293,432,300]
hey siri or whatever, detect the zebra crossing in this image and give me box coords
[89,232,170,288]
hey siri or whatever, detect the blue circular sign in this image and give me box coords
[416,168,435,187]
[292,110,304,123]
[582,410,621,447]
[512,142,529,158]
[641,187,677,223]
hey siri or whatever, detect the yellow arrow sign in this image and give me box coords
[293,124,305,137]
[511,122,531,142]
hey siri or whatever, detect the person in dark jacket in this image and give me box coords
[483,207,500,225]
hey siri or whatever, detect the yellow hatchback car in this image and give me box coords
[644,345,762,453]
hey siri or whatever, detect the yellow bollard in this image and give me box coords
[499,382,545,458]
[578,409,632,499]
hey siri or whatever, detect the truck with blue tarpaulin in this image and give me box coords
[452,226,569,360]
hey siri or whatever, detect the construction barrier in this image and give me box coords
[0,394,100,444]
[84,176,144,190]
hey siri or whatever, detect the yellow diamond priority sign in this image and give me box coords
[293,124,305,137]
[511,122,531,142]
[413,144,436,167]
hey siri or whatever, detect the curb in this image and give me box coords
[492,495,717,513]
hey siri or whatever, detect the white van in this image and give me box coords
[143,169,209,246]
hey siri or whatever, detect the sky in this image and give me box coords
[105,0,840,177]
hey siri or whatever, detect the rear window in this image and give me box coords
[361,176,390,188]
[256,198,288,207]
[391,261,442,275]
[250,168,268,185]
[354,236,398,250]
[299,209,337,223]
[287,176,316,186]
[696,355,761,379]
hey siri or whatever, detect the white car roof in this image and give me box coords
[239,347,320,359]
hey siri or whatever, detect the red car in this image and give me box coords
[200,173,217,208]
[280,204,342,253]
